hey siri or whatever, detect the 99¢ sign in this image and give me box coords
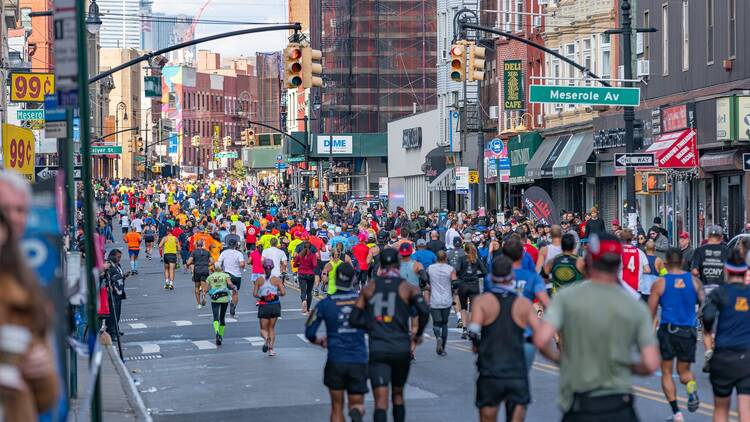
[2,124,35,181]
[10,73,55,102]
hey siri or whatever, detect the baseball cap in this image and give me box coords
[452,236,463,247]
[706,225,723,237]
[416,239,427,247]
[227,238,239,248]
[611,219,620,226]
[491,256,514,283]
[588,233,622,261]
[335,262,357,289]
[399,242,413,256]
[679,232,689,240]
[380,248,399,267]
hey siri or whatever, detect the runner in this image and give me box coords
[647,247,703,421]
[142,223,157,260]
[305,263,367,422]
[544,233,585,293]
[123,226,142,275]
[294,240,317,315]
[158,229,180,289]
[186,239,212,309]
[216,238,246,317]
[701,248,750,422]
[349,248,430,422]
[456,243,487,339]
[427,251,457,356]
[206,266,237,346]
[253,258,286,356]
[351,234,371,290]
[322,243,351,296]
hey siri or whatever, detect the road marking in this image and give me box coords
[243,337,266,346]
[135,343,161,354]
[196,309,302,317]
[296,334,310,343]
[191,340,217,350]
[129,323,147,329]
[226,317,238,323]
[172,320,192,327]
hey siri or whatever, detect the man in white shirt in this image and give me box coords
[261,237,288,278]
[216,238,246,317]
[130,215,144,233]
[445,220,460,250]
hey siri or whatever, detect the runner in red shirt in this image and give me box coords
[619,229,648,294]
[352,234,371,290]
[245,224,259,251]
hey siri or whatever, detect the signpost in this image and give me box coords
[91,145,122,155]
[214,151,238,159]
[489,138,503,154]
[614,153,656,167]
[35,166,82,181]
[529,85,641,107]
[45,121,67,138]
[455,166,470,194]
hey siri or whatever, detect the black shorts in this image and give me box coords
[324,362,369,394]
[475,376,530,409]
[709,349,750,397]
[458,283,480,311]
[193,272,208,283]
[657,324,697,363]
[230,275,242,290]
[369,353,411,388]
[144,236,155,243]
[258,303,281,319]
[164,253,177,264]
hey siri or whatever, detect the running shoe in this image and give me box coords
[461,327,468,340]
[196,304,202,310]
[436,341,444,356]
[215,334,222,346]
[456,319,463,329]
[201,297,206,307]
[268,348,276,356]
[349,409,363,422]
[686,380,700,412]
[262,342,269,353]
[667,411,684,422]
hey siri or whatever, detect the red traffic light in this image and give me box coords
[450,45,463,56]
[288,48,302,60]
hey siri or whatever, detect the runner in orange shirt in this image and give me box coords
[123,226,143,275]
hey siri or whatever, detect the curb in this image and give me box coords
[105,345,153,422]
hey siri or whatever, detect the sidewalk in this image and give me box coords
[69,343,151,422]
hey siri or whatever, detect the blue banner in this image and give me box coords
[168,132,178,154]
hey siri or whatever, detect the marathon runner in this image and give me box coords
[158,229,180,290]
[186,239,212,309]
[427,251,457,356]
[294,240,318,315]
[206,265,236,346]
[216,238,245,317]
[123,226,142,275]
[253,258,286,356]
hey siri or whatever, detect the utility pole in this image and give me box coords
[328,108,333,204]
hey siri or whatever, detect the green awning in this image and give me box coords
[553,132,594,178]
[508,132,542,185]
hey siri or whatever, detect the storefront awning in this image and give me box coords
[700,149,743,172]
[553,132,594,178]
[427,167,456,191]
[539,135,571,178]
[645,128,699,168]
[509,132,543,185]
[525,136,560,180]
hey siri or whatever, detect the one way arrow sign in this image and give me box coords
[743,153,750,172]
[614,153,656,168]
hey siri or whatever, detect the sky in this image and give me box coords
[150,0,289,59]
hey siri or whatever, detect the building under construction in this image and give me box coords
[312,0,437,133]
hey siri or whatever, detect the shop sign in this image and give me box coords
[651,109,662,136]
[503,60,524,110]
[378,177,388,197]
[594,128,625,150]
[455,166,470,193]
[716,97,732,141]
[660,103,695,133]
[402,127,422,149]
[738,97,750,141]
[317,135,353,154]
[468,170,479,184]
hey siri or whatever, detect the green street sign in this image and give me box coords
[214,151,238,159]
[144,76,162,98]
[529,85,641,107]
[286,156,305,163]
[91,145,122,155]
[17,109,44,121]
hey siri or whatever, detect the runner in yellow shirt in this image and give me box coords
[158,230,180,290]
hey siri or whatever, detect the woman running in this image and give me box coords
[142,223,156,260]
[206,267,236,345]
[294,241,317,315]
[253,258,286,356]
[321,243,351,296]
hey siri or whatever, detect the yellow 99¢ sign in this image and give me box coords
[10,73,55,102]
[3,124,35,181]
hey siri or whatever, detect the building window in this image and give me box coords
[503,0,512,32]
[600,34,611,80]
[728,0,736,58]
[643,10,650,60]
[662,3,669,75]
[682,0,689,71]
[515,0,523,32]
[583,38,592,86]
[20,8,31,29]
[553,52,562,112]
[706,0,714,64]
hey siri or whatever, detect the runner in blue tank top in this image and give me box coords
[648,247,705,420]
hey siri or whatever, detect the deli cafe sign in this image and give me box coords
[661,103,695,133]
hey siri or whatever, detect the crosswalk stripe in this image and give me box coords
[191,340,217,350]
[226,317,238,323]
[129,323,147,329]
[172,320,192,326]
[137,343,160,353]
[243,337,266,346]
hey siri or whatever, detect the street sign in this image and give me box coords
[275,163,287,170]
[287,156,305,163]
[45,108,66,122]
[614,153,656,167]
[743,153,750,171]
[215,151,238,159]
[144,76,162,98]
[44,121,67,138]
[300,170,316,176]
[276,154,283,161]
[10,73,55,102]
[35,166,82,181]
[468,170,479,184]
[17,109,45,121]
[489,138,504,154]
[529,85,641,107]
[91,146,122,155]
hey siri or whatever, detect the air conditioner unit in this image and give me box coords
[489,105,499,119]
[637,59,650,77]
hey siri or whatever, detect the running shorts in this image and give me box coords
[144,236,155,243]
[709,349,750,397]
[324,362,369,394]
[128,249,140,258]
[368,352,411,388]
[193,272,208,283]
[229,274,242,291]
[657,324,697,363]
[457,282,480,311]
[163,253,177,264]
[475,376,530,409]
[258,303,281,319]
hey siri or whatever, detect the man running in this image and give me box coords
[123,226,142,275]
[216,238,246,317]
[187,239,212,309]
[427,251,457,356]
[545,233,585,293]
[143,223,157,260]
[206,266,237,346]
[648,247,703,421]
[305,263,367,422]
[350,248,430,422]
[158,229,180,289]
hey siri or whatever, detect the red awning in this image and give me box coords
[645,128,699,168]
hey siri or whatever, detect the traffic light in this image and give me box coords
[450,42,466,82]
[191,135,200,147]
[247,129,255,146]
[284,43,303,89]
[645,172,668,193]
[137,137,144,153]
[468,43,486,81]
[223,136,231,148]
[302,47,323,88]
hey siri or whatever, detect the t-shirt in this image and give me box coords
[261,247,288,277]
[691,243,729,287]
[512,268,546,301]
[544,281,657,412]
[245,225,259,244]
[523,243,539,265]
[217,249,245,277]
[427,263,454,308]
[123,232,141,250]
[130,218,143,233]
[190,249,211,274]
[206,272,231,304]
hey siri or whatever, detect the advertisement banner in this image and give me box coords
[716,97,732,141]
[10,72,55,102]
[168,132,179,155]
[738,97,750,141]
[522,186,560,226]
[455,166,470,193]
[503,60,524,110]
[2,124,36,181]
[378,177,388,198]
[317,135,353,154]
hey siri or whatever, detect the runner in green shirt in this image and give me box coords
[206,269,236,346]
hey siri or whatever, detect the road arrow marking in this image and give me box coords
[129,323,147,329]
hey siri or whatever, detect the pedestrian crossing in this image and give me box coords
[123,333,317,357]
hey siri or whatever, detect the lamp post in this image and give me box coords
[313,93,322,200]
[191,134,201,179]
[115,101,128,177]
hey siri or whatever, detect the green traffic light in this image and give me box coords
[451,71,462,81]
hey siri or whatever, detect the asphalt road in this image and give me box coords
[106,236,738,421]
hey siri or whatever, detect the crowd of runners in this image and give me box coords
[91,177,750,422]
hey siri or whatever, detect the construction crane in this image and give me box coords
[185,0,213,44]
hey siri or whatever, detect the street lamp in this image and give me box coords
[86,0,103,35]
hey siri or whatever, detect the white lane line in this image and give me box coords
[226,317,238,323]
[191,340,217,350]
[243,337,266,346]
[129,323,147,329]
[196,308,303,318]
[172,320,193,326]
[296,334,310,343]
[137,343,161,354]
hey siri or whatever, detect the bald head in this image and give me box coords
[0,171,31,239]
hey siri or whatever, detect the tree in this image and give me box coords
[229,160,247,179]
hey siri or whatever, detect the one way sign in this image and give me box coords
[743,153,750,171]
[614,153,656,168]
[35,166,82,181]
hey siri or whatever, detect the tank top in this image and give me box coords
[715,283,750,351]
[477,291,527,378]
[621,245,641,291]
[551,253,583,289]
[320,245,331,262]
[327,259,342,295]
[646,255,658,275]
[399,260,420,287]
[163,235,178,254]
[367,277,412,356]
[660,272,697,326]
[258,277,280,304]
[545,244,562,264]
